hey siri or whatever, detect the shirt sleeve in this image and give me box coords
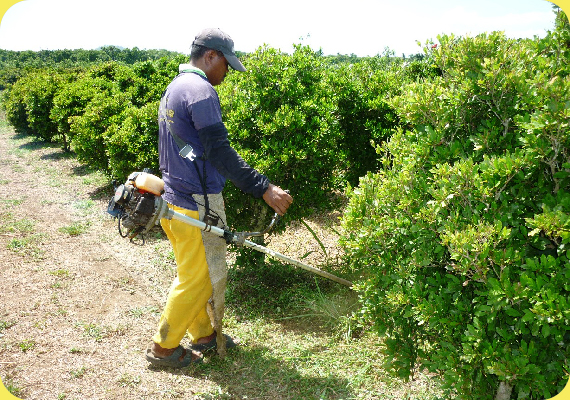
[188,87,223,131]
[197,122,270,198]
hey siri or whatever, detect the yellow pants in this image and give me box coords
[152,205,215,349]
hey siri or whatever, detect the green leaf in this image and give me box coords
[505,308,522,317]
[522,310,535,322]
[475,305,493,316]
[542,324,551,338]
[548,100,558,112]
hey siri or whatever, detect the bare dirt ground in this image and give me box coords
[0,121,357,400]
[0,123,197,399]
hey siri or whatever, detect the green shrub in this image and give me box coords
[4,57,185,175]
[50,70,107,151]
[2,75,30,134]
[325,57,402,185]
[22,70,66,142]
[341,30,570,399]
[0,66,26,90]
[106,101,160,179]
[218,45,345,231]
[3,69,66,141]
[69,91,132,172]
[129,59,180,107]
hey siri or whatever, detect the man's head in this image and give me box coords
[191,28,246,72]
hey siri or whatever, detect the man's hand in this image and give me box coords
[262,183,293,216]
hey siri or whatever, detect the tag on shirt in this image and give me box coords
[179,144,197,161]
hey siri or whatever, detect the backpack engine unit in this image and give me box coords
[107,170,168,242]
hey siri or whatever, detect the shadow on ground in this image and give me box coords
[149,345,354,400]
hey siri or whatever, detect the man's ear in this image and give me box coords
[204,49,217,65]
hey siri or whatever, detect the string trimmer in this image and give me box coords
[107,171,353,287]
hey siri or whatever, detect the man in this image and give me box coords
[145,28,293,368]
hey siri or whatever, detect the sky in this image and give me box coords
[0,0,567,57]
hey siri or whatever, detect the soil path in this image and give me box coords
[0,123,215,399]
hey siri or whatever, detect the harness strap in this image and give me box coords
[160,80,212,219]
[192,158,210,218]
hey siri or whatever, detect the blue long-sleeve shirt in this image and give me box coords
[158,68,269,211]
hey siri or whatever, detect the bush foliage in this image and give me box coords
[341,23,569,400]
[219,46,341,229]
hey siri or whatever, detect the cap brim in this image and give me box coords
[224,53,246,72]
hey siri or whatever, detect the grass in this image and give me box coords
[18,339,36,352]
[72,199,96,216]
[0,213,33,234]
[194,313,440,399]
[216,259,404,399]
[7,218,35,233]
[76,321,106,342]
[58,221,90,236]
[1,210,45,260]
[0,319,17,332]
[73,321,127,343]
[69,366,87,379]
[2,377,23,397]
[111,276,137,294]
[7,233,45,259]
[127,305,160,319]
[193,325,388,399]
[0,198,25,208]
[54,307,68,316]
[50,281,65,289]
[287,283,360,340]
[49,269,70,278]
[117,373,141,387]
[151,245,176,271]
[80,170,110,187]
[49,268,71,290]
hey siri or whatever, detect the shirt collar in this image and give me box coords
[178,63,207,78]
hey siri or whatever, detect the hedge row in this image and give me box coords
[1,46,428,230]
[341,16,570,400]
[0,47,186,91]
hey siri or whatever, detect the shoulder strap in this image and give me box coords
[160,89,212,216]
[160,89,199,162]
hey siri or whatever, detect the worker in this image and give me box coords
[145,28,293,368]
